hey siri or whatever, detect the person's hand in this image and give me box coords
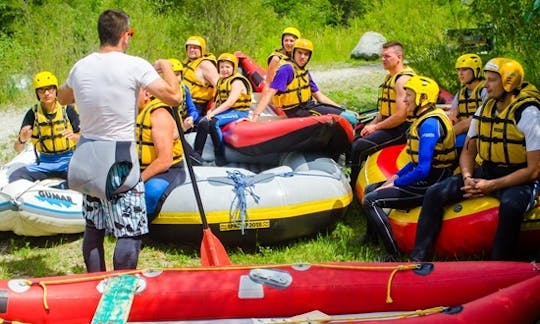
[360,123,377,137]
[461,177,485,198]
[61,128,76,140]
[248,111,260,122]
[182,116,194,131]
[206,110,215,119]
[18,125,32,143]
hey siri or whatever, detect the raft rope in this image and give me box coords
[21,263,418,312]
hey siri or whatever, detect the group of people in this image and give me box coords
[9,8,539,272]
[352,43,539,262]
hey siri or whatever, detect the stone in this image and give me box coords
[350,31,387,60]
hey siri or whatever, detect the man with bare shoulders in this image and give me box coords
[182,36,219,117]
[57,9,180,272]
[350,41,415,188]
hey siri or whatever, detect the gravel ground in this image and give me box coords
[0,63,385,162]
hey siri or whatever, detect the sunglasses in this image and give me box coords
[125,28,135,37]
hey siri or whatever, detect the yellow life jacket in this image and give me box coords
[214,73,253,111]
[377,66,415,118]
[267,49,289,66]
[271,62,312,110]
[406,107,457,168]
[175,84,188,120]
[182,54,217,104]
[136,99,184,170]
[475,83,540,167]
[31,102,76,154]
[457,80,485,120]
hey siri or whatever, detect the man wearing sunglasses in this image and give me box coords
[58,9,180,273]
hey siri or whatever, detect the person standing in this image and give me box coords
[10,71,80,184]
[57,9,180,272]
[135,89,186,223]
[350,41,415,187]
[449,53,487,151]
[359,76,456,259]
[250,38,358,127]
[266,27,301,87]
[410,58,540,261]
[182,36,219,117]
[193,53,253,166]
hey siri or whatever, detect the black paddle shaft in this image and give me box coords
[171,107,210,229]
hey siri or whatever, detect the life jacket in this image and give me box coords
[31,102,76,154]
[175,84,188,120]
[267,49,289,66]
[456,80,485,120]
[182,54,217,104]
[214,73,253,111]
[377,66,415,118]
[406,107,457,169]
[271,61,312,110]
[136,98,184,169]
[474,82,540,167]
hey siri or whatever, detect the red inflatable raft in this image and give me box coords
[0,261,538,323]
[356,144,540,257]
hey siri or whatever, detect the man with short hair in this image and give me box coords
[57,8,180,272]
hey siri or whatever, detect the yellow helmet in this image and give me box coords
[455,54,483,80]
[185,36,207,55]
[293,38,313,53]
[404,75,440,108]
[168,58,183,73]
[33,71,58,90]
[217,52,238,74]
[282,27,301,39]
[483,58,524,92]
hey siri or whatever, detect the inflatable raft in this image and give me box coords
[0,126,352,244]
[356,144,540,257]
[0,261,538,323]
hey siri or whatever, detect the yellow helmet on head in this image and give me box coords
[483,58,524,92]
[185,36,207,55]
[217,53,238,74]
[282,27,301,39]
[404,75,440,108]
[33,71,58,90]
[455,53,483,80]
[168,58,183,73]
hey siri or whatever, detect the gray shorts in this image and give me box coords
[83,164,148,237]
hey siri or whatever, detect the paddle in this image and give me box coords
[171,106,231,266]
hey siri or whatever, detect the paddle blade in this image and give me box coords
[200,228,231,266]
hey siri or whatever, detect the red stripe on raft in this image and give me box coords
[376,144,406,178]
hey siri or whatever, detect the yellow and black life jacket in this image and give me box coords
[267,49,289,66]
[377,66,415,118]
[182,54,217,104]
[474,82,540,167]
[31,102,76,154]
[406,107,457,169]
[175,84,188,120]
[456,80,485,120]
[136,99,184,170]
[271,61,312,110]
[214,73,253,111]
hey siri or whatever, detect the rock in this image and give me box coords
[350,32,387,60]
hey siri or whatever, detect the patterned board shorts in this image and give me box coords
[82,164,148,238]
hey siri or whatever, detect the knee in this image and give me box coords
[8,167,29,182]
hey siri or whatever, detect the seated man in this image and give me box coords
[10,71,80,184]
[350,41,415,187]
[359,76,457,259]
[449,54,487,152]
[136,89,186,223]
[249,38,358,127]
[411,58,540,261]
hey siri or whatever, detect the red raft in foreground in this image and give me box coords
[356,144,540,257]
[0,261,538,323]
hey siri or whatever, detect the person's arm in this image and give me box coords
[312,91,340,107]
[208,79,246,117]
[13,110,34,152]
[394,117,440,186]
[57,84,75,105]
[140,108,176,182]
[62,105,80,143]
[250,87,277,121]
[147,59,181,107]
[265,55,281,88]
[250,64,292,121]
[453,116,473,135]
[199,60,219,88]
